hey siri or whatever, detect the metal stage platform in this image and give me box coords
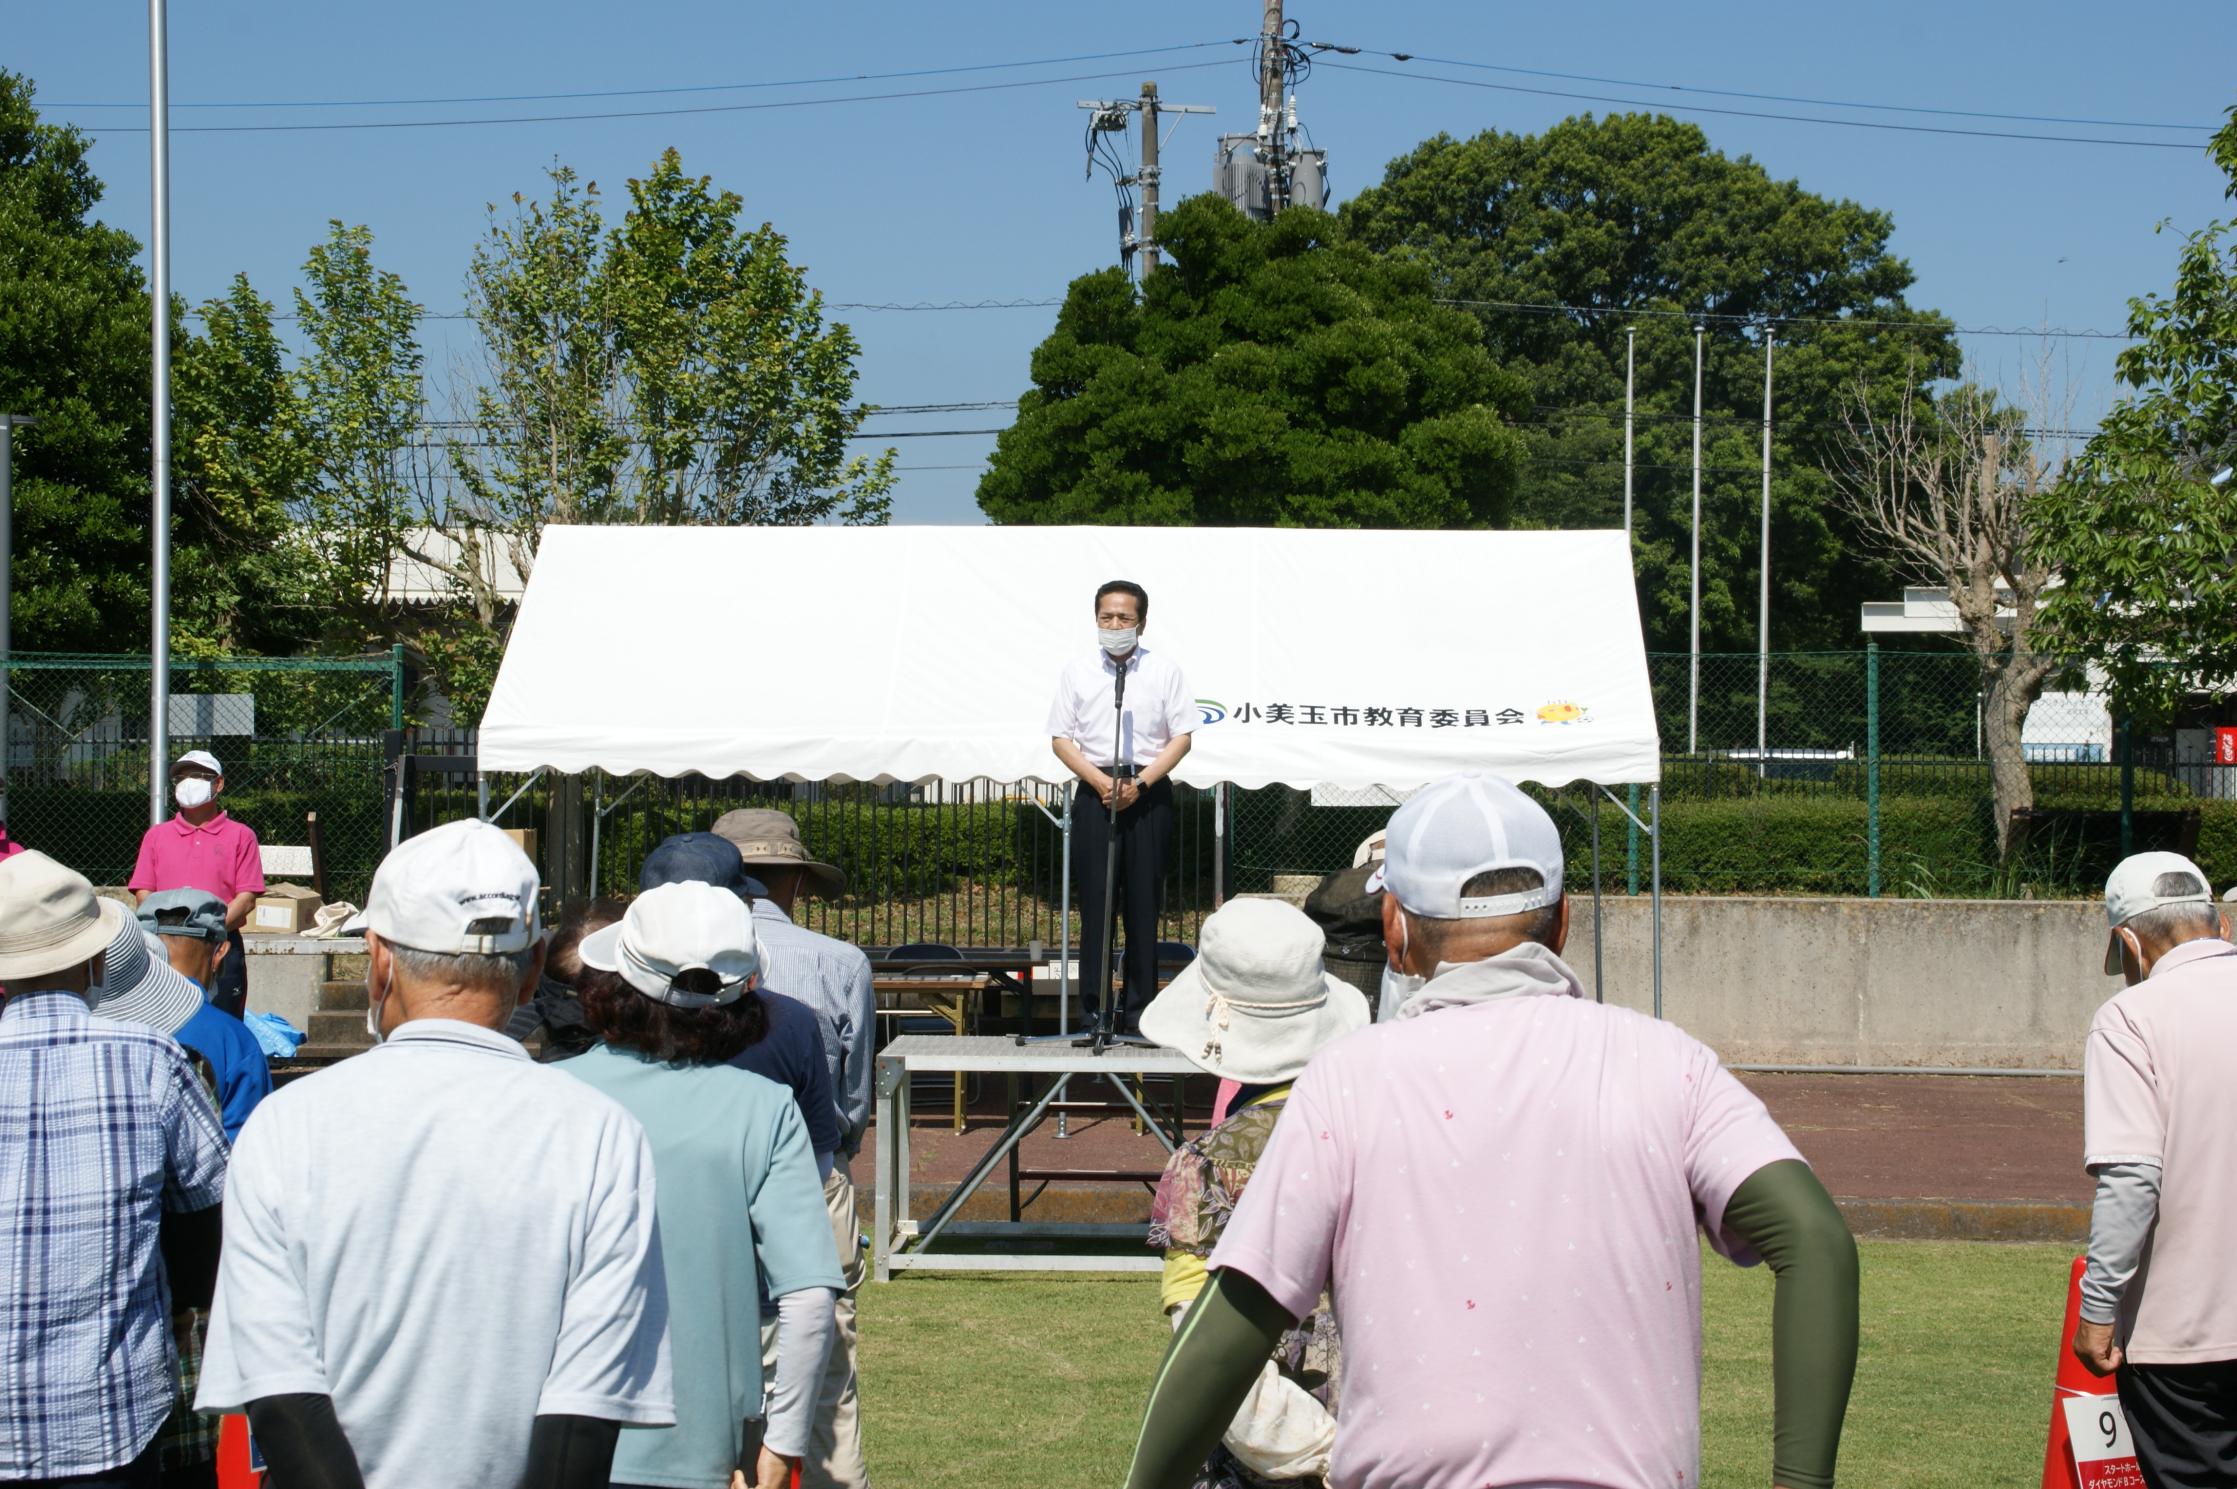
[871,1034,1199,1280]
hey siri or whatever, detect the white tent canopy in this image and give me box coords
[479,525,1661,790]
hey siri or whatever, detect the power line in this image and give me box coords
[1317,46,2213,134]
[53,42,1246,110]
[1435,298,2136,341]
[71,59,1238,135]
[1312,56,2208,151]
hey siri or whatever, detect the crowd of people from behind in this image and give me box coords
[5,646,2237,1486]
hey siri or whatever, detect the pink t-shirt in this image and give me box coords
[2083,937,2237,1365]
[1209,989,1802,1489]
[129,810,266,904]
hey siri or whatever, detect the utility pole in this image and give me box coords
[1259,0,1288,215]
[1688,325,1704,755]
[1622,328,1635,541]
[0,413,32,827]
[149,0,175,827]
[1757,327,1774,776]
[1139,82,1161,274]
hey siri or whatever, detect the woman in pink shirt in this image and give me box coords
[129,750,264,1017]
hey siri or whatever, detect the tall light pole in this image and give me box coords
[1757,327,1774,776]
[1622,328,1635,541]
[148,0,174,825]
[1688,324,1703,755]
[0,413,33,826]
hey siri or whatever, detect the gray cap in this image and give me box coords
[138,887,231,942]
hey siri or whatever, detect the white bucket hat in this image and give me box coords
[0,851,131,982]
[1139,897,1369,1084]
[88,918,205,1036]
[578,881,763,1009]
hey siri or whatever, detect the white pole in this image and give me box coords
[1688,325,1703,755]
[1757,327,1773,777]
[1622,328,1635,542]
[148,0,174,825]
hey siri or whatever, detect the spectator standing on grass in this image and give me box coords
[0,851,229,1488]
[1125,771,1860,1489]
[2073,852,2237,1487]
[196,820,674,1488]
[713,807,877,1489]
[121,893,271,1141]
[639,830,841,1174]
[1139,896,1369,1489]
[564,881,842,1489]
[129,751,262,1019]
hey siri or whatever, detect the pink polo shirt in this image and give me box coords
[129,810,266,904]
[2084,937,2237,1365]
[1210,988,1801,1489]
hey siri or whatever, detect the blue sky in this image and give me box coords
[17,0,2234,524]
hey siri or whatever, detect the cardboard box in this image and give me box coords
[503,828,540,861]
[248,884,324,935]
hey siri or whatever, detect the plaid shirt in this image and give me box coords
[0,990,229,1478]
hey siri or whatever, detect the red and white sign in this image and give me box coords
[2217,727,2237,766]
[2061,1394,2145,1489]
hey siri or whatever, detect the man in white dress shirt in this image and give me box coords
[1046,580,1195,1033]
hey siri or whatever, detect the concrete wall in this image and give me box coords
[1551,896,2122,1070]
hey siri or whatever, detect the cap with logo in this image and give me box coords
[710,808,846,899]
[138,887,231,943]
[578,880,763,1008]
[173,750,224,776]
[0,850,133,981]
[343,818,540,954]
[1365,770,1564,919]
[2102,851,2214,975]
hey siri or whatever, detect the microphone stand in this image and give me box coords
[1082,653,1152,1054]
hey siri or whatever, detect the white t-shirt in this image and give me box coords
[1045,642,1194,769]
[197,1019,674,1483]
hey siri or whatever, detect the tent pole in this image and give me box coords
[588,773,603,898]
[1590,788,1604,1003]
[1212,782,1226,909]
[1058,787,1072,1038]
[1650,784,1664,1020]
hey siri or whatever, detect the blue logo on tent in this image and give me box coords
[1195,699,1227,726]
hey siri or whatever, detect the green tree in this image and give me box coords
[2032,108,2237,725]
[0,71,154,651]
[978,197,1529,526]
[1340,114,1959,657]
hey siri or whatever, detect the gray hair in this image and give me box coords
[1407,866,1563,959]
[387,943,537,998]
[2126,871,2221,949]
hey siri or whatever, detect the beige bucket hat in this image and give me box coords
[0,851,133,982]
[1139,897,1369,1084]
[709,809,846,899]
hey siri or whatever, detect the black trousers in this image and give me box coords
[18,1439,160,1488]
[2120,1357,2237,1488]
[1072,777,1173,1022]
[210,928,247,1019]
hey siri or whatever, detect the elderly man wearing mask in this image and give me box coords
[129,751,263,1018]
[1125,771,1859,1489]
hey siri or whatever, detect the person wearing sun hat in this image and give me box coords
[562,881,843,1489]
[196,818,675,1489]
[90,909,271,1143]
[1138,897,1366,1488]
[0,850,229,1484]
[1125,771,1859,1489]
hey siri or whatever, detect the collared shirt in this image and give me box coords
[2084,937,2237,1364]
[1046,643,1194,770]
[130,811,267,904]
[1210,978,1802,1489]
[752,899,875,1154]
[0,991,229,1479]
[197,1019,675,1486]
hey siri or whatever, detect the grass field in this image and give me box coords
[858,1240,2074,1488]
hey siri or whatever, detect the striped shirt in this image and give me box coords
[751,900,876,1155]
[0,991,229,1478]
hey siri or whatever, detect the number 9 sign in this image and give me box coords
[2060,1394,2143,1488]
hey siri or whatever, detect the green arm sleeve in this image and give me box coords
[1123,1267,1298,1489]
[1720,1159,1861,1489]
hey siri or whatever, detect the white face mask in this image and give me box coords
[1380,916,1426,1018]
[1098,626,1139,656]
[174,778,215,809]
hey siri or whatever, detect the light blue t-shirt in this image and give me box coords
[562,1043,841,1487]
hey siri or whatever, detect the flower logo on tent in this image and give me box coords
[1536,700,1589,725]
[1195,699,1228,726]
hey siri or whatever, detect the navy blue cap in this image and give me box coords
[639,832,768,901]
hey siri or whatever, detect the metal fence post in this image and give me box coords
[2119,715,2135,858]
[1626,783,1639,896]
[389,643,405,732]
[1866,642,1881,898]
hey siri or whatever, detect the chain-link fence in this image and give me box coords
[1232,649,2237,902]
[2,652,403,903]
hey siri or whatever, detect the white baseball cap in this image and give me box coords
[578,881,763,1008]
[1366,770,1564,919]
[344,818,540,955]
[2103,851,2213,975]
[173,750,223,776]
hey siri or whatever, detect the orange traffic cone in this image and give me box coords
[2043,1255,2141,1489]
